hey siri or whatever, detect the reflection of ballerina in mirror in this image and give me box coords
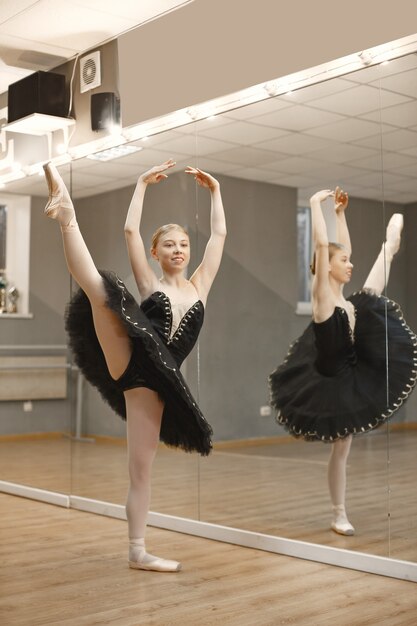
[43,159,226,570]
[269,187,417,536]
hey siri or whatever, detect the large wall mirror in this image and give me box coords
[1,51,416,573]
[378,63,417,563]
[195,56,406,560]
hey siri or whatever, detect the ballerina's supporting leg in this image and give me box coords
[125,387,181,572]
[328,436,355,535]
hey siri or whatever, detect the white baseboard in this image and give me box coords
[2,482,416,583]
[0,480,70,507]
[70,495,126,520]
[70,493,417,583]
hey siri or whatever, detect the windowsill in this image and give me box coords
[0,313,34,319]
[296,302,312,316]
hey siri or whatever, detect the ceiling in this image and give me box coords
[1,3,417,205]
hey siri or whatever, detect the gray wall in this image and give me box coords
[0,194,71,434]
[195,175,298,439]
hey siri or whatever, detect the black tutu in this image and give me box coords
[269,290,417,442]
[65,270,213,455]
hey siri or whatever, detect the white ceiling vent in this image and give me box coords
[80,51,101,93]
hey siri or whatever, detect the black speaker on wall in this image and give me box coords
[91,92,120,131]
[7,71,67,123]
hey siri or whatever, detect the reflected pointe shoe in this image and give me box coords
[331,504,355,536]
[385,213,403,258]
[43,162,76,229]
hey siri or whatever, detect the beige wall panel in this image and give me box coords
[0,356,67,400]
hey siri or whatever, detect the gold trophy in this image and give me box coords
[0,271,6,314]
[7,285,19,313]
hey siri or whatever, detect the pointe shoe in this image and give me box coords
[331,505,355,536]
[43,162,76,227]
[385,213,403,258]
[331,520,355,536]
[128,554,182,572]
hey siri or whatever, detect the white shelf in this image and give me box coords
[0,313,33,319]
[4,113,75,136]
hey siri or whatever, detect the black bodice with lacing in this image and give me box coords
[139,290,204,367]
[65,271,212,455]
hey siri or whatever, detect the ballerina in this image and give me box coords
[269,187,416,535]
[43,158,226,569]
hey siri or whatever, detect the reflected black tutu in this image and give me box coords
[65,270,212,455]
[269,291,417,442]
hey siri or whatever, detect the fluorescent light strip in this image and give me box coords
[68,132,131,161]
[86,144,142,162]
[0,170,26,183]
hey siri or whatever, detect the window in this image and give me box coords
[296,205,312,314]
[0,204,6,270]
[0,194,31,317]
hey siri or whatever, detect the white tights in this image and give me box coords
[61,226,132,380]
[328,436,352,507]
[328,436,354,534]
[125,388,163,539]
